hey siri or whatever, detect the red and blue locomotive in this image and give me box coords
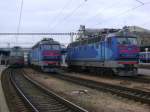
[30,38,61,72]
[66,27,139,76]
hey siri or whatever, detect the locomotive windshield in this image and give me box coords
[42,44,60,50]
[11,52,23,56]
[117,37,137,45]
[10,48,24,56]
[51,45,60,50]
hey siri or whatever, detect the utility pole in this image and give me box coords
[145,48,149,63]
[70,32,74,43]
[7,42,10,49]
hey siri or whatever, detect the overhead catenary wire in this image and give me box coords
[51,2,85,30]
[16,0,24,45]
[50,0,87,31]
[49,0,74,29]
[93,1,150,26]
[135,0,145,5]
[83,0,122,24]
[17,0,24,34]
[140,20,150,26]
[120,1,150,26]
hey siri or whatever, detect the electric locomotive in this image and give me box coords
[66,27,139,76]
[9,46,24,67]
[30,38,61,72]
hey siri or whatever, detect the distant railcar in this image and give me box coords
[9,46,24,67]
[60,48,68,68]
[66,28,139,76]
[30,38,61,72]
[139,52,150,63]
[27,51,31,65]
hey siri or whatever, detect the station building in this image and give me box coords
[0,48,10,65]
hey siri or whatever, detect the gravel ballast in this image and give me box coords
[24,68,150,112]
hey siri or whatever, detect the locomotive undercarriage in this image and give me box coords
[41,66,58,72]
[67,60,138,76]
[113,65,138,76]
[31,64,59,72]
[41,64,60,72]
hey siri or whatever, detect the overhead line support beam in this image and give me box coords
[0,33,79,36]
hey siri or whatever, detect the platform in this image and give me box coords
[138,68,150,76]
[0,66,9,112]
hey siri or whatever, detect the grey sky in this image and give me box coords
[0,0,150,47]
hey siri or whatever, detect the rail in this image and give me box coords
[9,69,88,112]
[51,72,150,104]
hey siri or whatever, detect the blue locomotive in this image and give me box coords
[30,38,61,72]
[66,28,139,76]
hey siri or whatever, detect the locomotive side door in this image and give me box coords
[101,42,105,60]
[107,37,112,60]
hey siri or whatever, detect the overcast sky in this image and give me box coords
[0,0,150,47]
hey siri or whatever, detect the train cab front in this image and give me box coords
[116,36,139,76]
[42,49,61,72]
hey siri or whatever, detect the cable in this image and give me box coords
[61,3,84,22]
[51,2,84,30]
[83,0,122,24]
[16,0,24,45]
[49,0,74,29]
[93,2,150,26]
[17,0,24,34]
[50,0,87,31]
[135,0,144,5]
[141,20,150,26]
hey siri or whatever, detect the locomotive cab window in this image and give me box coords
[117,37,138,45]
[51,45,60,50]
[42,45,51,49]
[107,38,112,47]
[41,44,60,50]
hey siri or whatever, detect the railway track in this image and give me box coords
[66,70,150,84]
[48,72,150,105]
[82,74,150,84]
[124,75,150,84]
[1,69,32,112]
[97,74,150,84]
[2,68,88,112]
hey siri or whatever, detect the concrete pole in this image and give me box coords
[145,48,148,63]
[70,32,74,43]
[0,55,1,65]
